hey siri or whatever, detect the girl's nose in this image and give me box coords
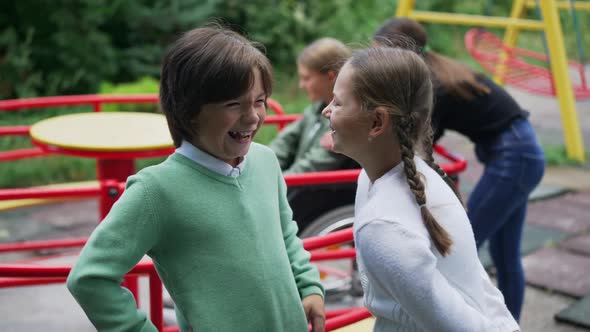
[321,105,331,119]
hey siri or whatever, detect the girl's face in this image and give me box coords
[192,68,267,167]
[322,64,372,160]
[297,64,336,104]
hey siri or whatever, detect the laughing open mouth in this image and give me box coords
[228,130,254,143]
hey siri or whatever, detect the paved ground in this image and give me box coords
[1,85,590,331]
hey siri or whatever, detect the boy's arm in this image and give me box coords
[67,177,160,332]
[276,165,324,299]
[269,114,305,170]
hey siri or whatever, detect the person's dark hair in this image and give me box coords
[347,47,456,256]
[374,18,490,101]
[160,25,273,147]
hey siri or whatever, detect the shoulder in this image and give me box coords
[249,142,276,158]
[248,143,281,168]
[415,158,459,205]
[126,157,179,193]
[301,102,324,116]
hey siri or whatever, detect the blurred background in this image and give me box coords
[1,0,588,188]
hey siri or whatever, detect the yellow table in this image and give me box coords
[30,112,174,217]
[30,112,173,305]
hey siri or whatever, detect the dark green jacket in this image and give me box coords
[270,102,354,174]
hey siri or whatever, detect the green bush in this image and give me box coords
[99,76,159,113]
[0,0,219,99]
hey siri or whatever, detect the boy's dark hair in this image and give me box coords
[160,25,273,147]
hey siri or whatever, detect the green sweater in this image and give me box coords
[67,143,324,332]
[270,102,354,174]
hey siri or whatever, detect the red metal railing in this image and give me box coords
[0,221,366,331]
[0,94,287,162]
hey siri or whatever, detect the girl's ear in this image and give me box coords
[368,106,391,140]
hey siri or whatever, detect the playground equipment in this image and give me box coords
[465,29,589,99]
[396,0,587,162]
[0,94,466,331]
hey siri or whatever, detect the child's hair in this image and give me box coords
[347,47,456,256]
[373,18,491,101]
[160,25,273,147]
[297,38,351,74]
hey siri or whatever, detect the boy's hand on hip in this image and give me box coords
[302,294,325,332]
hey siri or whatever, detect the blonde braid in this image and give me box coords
[423,139,465,208]
[397,118,453,256]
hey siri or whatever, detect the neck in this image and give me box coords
[357,139,402,183]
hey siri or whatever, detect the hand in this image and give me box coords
[302,294,325,332]
[320,132,334,151]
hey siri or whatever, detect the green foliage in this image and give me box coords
[99,76,159,113]
[0,0,220,99]
[542,144,588,167]
[0,1,118,99]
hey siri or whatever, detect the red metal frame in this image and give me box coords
[465,28,590,99]
[0,94,466,331]
[0,218,366,331]
[0,94,286,162]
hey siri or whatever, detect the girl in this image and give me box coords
[373,18,546,321]
[322,47,520,331]
[67,26,325,332]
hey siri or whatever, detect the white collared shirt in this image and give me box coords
[176,140,245,178]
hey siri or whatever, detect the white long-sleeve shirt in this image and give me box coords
[354,157,520,332]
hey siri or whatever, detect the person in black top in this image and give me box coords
[373,18,545,322]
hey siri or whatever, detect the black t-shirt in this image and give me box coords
[432,76,528,143]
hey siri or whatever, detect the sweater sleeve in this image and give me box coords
[67,176,160,332]
[269,116,305,170]
[276,164,325,299]
[356,220,489,332]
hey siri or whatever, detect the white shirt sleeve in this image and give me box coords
[356,219,490,332]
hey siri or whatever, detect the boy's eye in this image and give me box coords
[224,102,240,108]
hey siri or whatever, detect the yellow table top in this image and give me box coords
[332,317,375,332]
[30,112,173,152]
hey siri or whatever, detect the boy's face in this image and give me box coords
[298,64,336,105]
[192,69,267,167]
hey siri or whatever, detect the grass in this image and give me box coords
[542,144,589,167]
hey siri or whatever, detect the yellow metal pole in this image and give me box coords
[494,0,528,85]
[526,0,590,10]
[539,0,586,161]
[395,0,414,17]
[407,11,545,29]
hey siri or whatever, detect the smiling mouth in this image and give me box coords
[228,130,254,143]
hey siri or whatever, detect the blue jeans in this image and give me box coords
[467,117,545,321]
